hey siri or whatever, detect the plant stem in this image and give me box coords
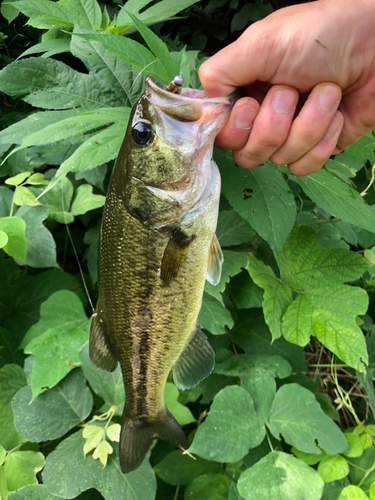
[173,485,180,500]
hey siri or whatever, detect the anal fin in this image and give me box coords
[89,301,117,372]
[173,326,215,390]
[160,228,195,285]
[206,234,223,286]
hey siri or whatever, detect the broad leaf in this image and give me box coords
[205,249,248,302]
[338,485,369,500]
[23,290,90,399]
[318,455,349,483]
[198,293,234,335]
[42,431,156,500]
[237,451,324,500]
[268,384,349,455]
[15,205,57,268]
[0,364,26,450]
[189,385,265,462]
[8,484,61,500]
[164,383,196,427]
[184,474,233,500]
[216,210,255,247]
[291,168,375,233]
[248,253,292,341]
[218,152,296,254]
[224,270,263,309]
[348,447,375,492]
[2,451,45,494]
[70,184,105,216]
[12,368,93,442]
[0,217,27,263]
[154,450,221,486]
[80,342,124,414]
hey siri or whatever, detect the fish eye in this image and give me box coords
[132,122,153,146]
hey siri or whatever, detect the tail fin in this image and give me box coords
[120,409,189,473]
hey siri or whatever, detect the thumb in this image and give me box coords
[198,23,276,97]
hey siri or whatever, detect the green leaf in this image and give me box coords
[291,168,375,233]
[322,479,350,500]
[164,383,195,427]
[24,290,89,398]
[15,205,57,268]
[66,0,102,30]
[4,172,31,186]
[126,11,170,63]
[338,485,369,500]
[248,253,292,341]
[4,0,72,28]
[12,368,93,442]
[3,451,45,493]
[80,342,124,414]
[237,451,324,500]
[0,58,118,110]
[224,270,263,309]
[214,354,291,422]
[291,448,325,466]
[184,474,233,500]
[35,177,74,224]
[343,433,363,458]
[189,385,265,462]
[349,447,375,491]
[318,455,349,483]
[117,0,201,27]
[218,152,296,254]
[154,450,221,486]
[13,186,41,207]
[232,309,307,372]
[216,209,255,247]
[70,184,105,216]
[198,293,234,335]
[8,484,61,500]
[0,230,8,249]
[42,430,156,499]
[268,384,349,455]
[357,366,375,420]
[0,256,81,366]
[205,249,248,302]
[0,364,26,450]
[281,226,370,289]
[19,38,71,59]
[0,217,27,263]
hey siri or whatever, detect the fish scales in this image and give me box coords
[89,76,237,473]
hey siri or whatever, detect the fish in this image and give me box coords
[89,75,238,473]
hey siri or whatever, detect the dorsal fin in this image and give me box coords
[206,234,223,286]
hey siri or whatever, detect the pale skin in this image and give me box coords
[199,0,375,176]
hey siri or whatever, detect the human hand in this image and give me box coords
[199,0,375,176]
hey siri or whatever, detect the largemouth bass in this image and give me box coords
[89,76,237,473]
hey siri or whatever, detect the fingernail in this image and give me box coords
[272,90,296,115]
[318,86,340,112]
[325,115,342,138]
[234,106,254,130]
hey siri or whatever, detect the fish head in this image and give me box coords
[119,76,238,227]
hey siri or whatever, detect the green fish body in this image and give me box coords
[89,77,236,473]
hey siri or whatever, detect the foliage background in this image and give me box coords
[1,1,375,499]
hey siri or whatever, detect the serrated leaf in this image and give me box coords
[217,152,296,254]
[197,293,234,335]
[80,342,124,414]
[216,209,255,247]
[269,384,349,455]
[318,455,349,483]
[127,11,170,62]
[3,451,45,493]
[0,364,26,450]
[164,383,195,427]
[66,0,102,30]
[224,270,263,309]
[0,58,118,110]
[237,451,324,500]
[0,217,27,262]
[291,168,375,233]
[42,430,156,499]
[184,474,233,500]
[8,484,61,500]
[70,184,105,216]
[281,226,370,289]
[205,249,248,302]
[189,385,265,462]
[15,205,57,268]
[4,0,72,28]
[19,38,71,59]
[24,290,89,399]
[248,253,292,341]
[117,0,201,27]
[154,450,221,486]
[12,368,93,442]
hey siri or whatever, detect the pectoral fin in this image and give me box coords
[206,234,223,286]
[173,325,215,390]
[89,301,117,372]
[160,229,194,285]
